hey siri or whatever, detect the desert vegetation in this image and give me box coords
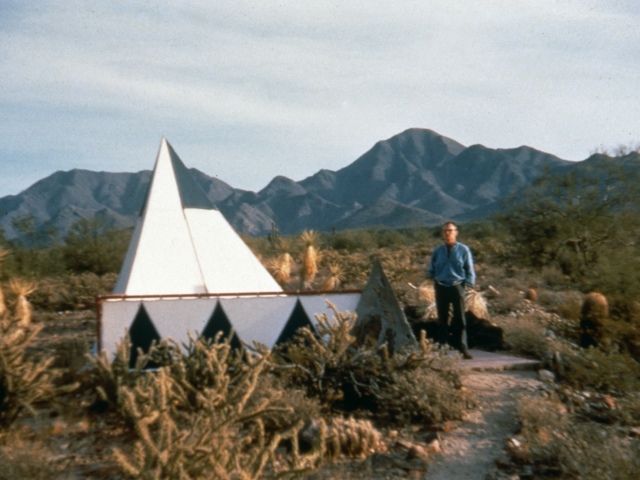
[1,160,640,477]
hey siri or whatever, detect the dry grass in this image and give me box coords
[8,278,37,325]
[492,311,554,361]
[466,289,489,319]
[0,432,66,480]
[513,393,640,479]
[267,252,295,287]
[321,263,344,290]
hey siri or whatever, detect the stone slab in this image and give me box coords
[455,349,541,371]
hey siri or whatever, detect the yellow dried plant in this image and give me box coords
[321,263,343,290]
[0,247,9,317]
[465,288,489,320]
[300,230,320,289]
[0,285,6,319]
[417,281,435,304]
[9,278,37,326]
[268,252,294,286]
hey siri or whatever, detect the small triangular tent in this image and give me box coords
[352,257,416,353]
[113,137,282,295]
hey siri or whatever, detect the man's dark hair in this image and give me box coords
[442,221,459,230]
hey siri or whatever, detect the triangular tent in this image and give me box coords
[352,257,416,353]
[113,137,282,295]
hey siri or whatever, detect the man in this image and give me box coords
[428,222,476,359]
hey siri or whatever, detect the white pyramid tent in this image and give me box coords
[113,137,282,295]
[99,137,366,359]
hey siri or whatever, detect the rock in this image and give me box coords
[538,369,555,383]
[507,437,522,449]
[298,419,322,453]
[406,444,430,461]
[425,438,442,454]
[429,420,458,433]
[602,395,616,409]
[495,455,513,470]
[363,452,405,471]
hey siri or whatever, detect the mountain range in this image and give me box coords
[0,128,636,242]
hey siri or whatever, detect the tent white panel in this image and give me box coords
[220,296,296,349]
[299,293,361,327]
[142,298,218,346]
[117,141,206,295]
[113,217,144,294]
[185,209,282,294]
[100,300,144,355]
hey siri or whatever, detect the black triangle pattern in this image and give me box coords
[129,305,161,368]
[275,299,316,346]
[201,302,242,349]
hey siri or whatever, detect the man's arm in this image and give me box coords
[464,247,476,286]
[428,246,440,280]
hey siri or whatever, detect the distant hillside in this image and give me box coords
[1,128,637,243]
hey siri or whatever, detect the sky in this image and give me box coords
[1,0,639,197]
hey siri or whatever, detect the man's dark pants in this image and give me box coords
[434,283,469,351]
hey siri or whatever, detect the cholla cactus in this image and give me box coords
[9,278,37,326]
[112,337,312,479]
[0,309,76,426]
[325,416,382,459]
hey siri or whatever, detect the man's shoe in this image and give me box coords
[461,349,474,360]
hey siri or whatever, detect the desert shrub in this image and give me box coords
[554,346,640,393]
[374,229,407,249]
[602,317,640,362]
[30,272,118,311]
[255,374,325,432]
[513,394,640,478]
[604,393,640,425]
[489,287,524,315]
[113,368,309,480]
[325,230,378,252]
[538,290,583,321]
[320,250,370,289]
[541,266,572,289]
[274,305,466,426]
[85,335,148,414]
[0,434,66,479]
[110,336,321,479]
[0,314,76,427]
[492,311,554,360]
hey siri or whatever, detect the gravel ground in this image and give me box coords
[425,369,543,479]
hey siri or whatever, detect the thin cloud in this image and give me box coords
[1,0,638,196]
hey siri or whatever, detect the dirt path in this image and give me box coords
[425,369,543,479]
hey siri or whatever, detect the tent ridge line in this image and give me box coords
[97,288,363,302]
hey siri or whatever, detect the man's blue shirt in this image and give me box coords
[428,242,476,287]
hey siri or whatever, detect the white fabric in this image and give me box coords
[185,209,281,293]
[113,137,281,295]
